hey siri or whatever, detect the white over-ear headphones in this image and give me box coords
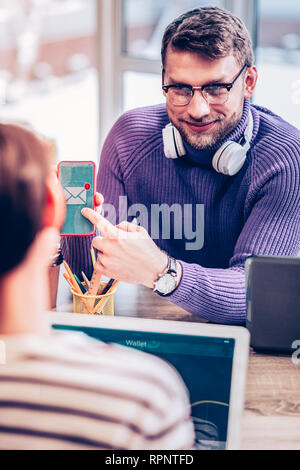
[162,112,254,176]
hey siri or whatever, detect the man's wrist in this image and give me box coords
[143,251,168,289]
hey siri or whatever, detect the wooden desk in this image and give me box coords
[56,280,300,450]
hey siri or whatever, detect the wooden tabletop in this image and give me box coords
[56,278,300,450]
[242,351,300,450]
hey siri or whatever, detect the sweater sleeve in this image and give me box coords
[168,161,300,325]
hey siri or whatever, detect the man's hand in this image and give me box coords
[81,207,169,289]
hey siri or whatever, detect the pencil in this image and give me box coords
[90,245,96,268]
[63,272,73,289]
[63,261,82,295]
[63,272,79,293]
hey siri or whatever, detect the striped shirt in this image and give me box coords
[0,331,194,450]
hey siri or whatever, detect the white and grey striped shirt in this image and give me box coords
[0,331,194,450]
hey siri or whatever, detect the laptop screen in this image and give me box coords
[53,324,235,450]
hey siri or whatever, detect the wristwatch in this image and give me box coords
[153,255,178,296]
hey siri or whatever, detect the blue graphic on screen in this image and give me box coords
[58,162,94,235]
[52,325,234,449]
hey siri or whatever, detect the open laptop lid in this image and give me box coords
[49,313,249,450]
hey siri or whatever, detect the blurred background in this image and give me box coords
[0,0,299,163]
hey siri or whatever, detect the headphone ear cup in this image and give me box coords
[162,123,186,159]
[162,124,175,159]
[212,141,247,176]
[212,112,253,176]
[173,126,185,157]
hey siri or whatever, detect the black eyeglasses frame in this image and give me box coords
[162,64,249,105]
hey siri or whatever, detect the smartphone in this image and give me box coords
[58,161,96,236]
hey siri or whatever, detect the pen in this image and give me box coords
[101,279,120,295]
[99,278,115,295]
[81,271,90,289]
[106,279,120,294]
[74,273,86,294]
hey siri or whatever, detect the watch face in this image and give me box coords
[156,273,177,295]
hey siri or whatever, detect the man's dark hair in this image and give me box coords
[0,123,50,277]
[161,6,254,68]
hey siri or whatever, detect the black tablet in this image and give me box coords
[246,255,300,354]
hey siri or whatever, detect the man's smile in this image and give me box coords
[183,119,219,133]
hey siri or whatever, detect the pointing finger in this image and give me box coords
[117,221,138,232]
[81,207,118,238]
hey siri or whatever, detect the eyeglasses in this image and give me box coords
[162,64,248,106]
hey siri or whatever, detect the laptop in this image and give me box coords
[49,312,249,450]
[246,255,300,353]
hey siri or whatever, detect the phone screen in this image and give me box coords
[58,161,95,236]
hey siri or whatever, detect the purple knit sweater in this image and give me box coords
[62,99,300,324]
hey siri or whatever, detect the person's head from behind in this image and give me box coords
[0,123,65,330]
[161,6,258,149]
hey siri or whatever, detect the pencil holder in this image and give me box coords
[71,282,116,315]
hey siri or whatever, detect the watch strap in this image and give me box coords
[153,255,178,296]
[167,255,177,276]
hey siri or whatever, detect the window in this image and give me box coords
[2,1,297,164]
[254,0,300,129]
[0,0,98,162]
[122,0,225,61]
[122,0,225,111]
[98,0,299,144]
[97,0,227,143]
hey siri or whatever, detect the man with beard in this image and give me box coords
[62,6,300,324]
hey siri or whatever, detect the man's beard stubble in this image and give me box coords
[169,99,244,150]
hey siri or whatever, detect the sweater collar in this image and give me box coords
[182,98,251,167]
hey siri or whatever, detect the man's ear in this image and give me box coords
[244,65,258,99]
[42,170,66,230]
